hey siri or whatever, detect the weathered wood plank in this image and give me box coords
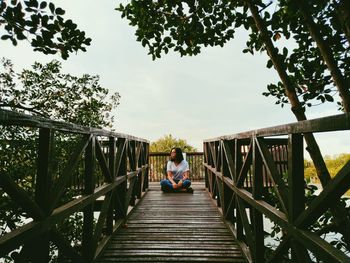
[204,112,350,141]
[97,256,243,262]
[95,185,245,263]
[0,109,149,143]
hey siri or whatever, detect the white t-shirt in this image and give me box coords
[166,160,189,180]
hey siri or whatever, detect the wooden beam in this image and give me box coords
[50,229,85,263]
[0,177,124,257]
[206,162,350,262]
[116,138,128,218]
[222,141,234,220]
[288,134,310,262]
[236,140,252,187]
[291,228,350,263]
[92,192,113,253]
[255,137,288,214]
[288,134,305,222]
[252,137,264,262]
[208,142,216,168]
[0,173,44,221]
[0,109,149,143]
[114,139,127,178]
[95,139,112,182]
[50,134,92,211]
[296,160,350,228]
[203,164,289,228]
[106,137,116,235]
[204,112,350,142]
[266,236,291,263]
[234,139,243,183]
[129,140,137,206]
[35,128,53,215]
[33,128,53,262]
[236,198,255,252]
[82,136,96,261]
[222,140,236,180]
[144,143,150,190]
[204,143,209,189]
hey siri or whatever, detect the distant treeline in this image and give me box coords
[305,153,350,195]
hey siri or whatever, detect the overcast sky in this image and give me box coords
[2,1,349,156]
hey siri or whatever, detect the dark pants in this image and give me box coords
[160,179,191,192]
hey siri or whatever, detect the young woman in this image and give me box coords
[160,147,193,193]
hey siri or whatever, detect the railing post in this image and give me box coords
[144,143,149,190]
[222,140,234,221]
[129,140,137,206]
[288,134,305,221]
[288,134,309,261]
[116,138,127,218]
[82,136,95,262]
[210,142,218,200]
[234,139,244,240]
[135,142,143,199]
[106,137,116,235]
[204,142,209,189]
[31,128,53,262]
[252,137,264,262]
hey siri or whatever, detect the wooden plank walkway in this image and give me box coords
[96,183,245,262]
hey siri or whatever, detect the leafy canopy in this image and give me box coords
[117,0,349,110]
[150,134,197,152]
[0,0,91,59]
[117,0,237,60]
[258,1,349,110]
[0,58,120,127]
[0,58,121,260]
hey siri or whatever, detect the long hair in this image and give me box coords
[170,147,184,163]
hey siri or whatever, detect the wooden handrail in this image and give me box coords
[0,109,149,142]
[205,112,350,141]
[204,113,350,263]
[0,110,149,262]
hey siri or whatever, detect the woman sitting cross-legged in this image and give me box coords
[160,147,193,193]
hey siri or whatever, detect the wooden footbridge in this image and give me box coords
[96,183,245,262]
[1,109,350,262]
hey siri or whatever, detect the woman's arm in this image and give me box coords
[182,170,189,180]
[167,171,177,185]
[166,161,177,186]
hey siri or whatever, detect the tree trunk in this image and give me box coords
[296,0,350,113]
[246,0,350,247]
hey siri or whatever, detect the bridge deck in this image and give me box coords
[96,183,245,262]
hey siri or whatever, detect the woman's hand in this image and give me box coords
[178,180,183,187]
[182,171,189,181]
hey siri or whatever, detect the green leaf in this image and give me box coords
[141,38,148,47]
[55,7,65,15]
[324,94,334,102]
[164,36,171,44]
[282,47,288,57]
[11,38,18,46]
[40,1,47,9]
[1,35,11,40]
[317,95,325,103]
[266,59,273,69]
[49,2,55,13]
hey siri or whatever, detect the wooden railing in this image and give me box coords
[0,109,149,262]
[204,113,350,263]
[149,152,204,182]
